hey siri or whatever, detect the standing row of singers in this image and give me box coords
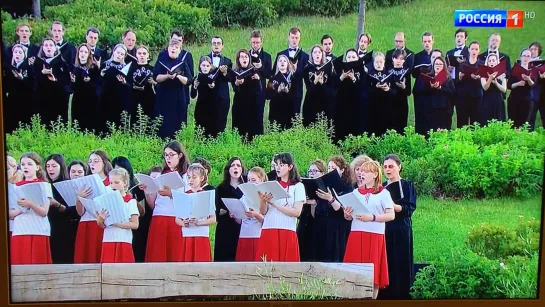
[3,22,544,141]
[6,143,416,300]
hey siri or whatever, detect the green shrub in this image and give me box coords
[187,0,278,28]
[497,253,539,299]
[411,249,505,299]
[297,0,359,17]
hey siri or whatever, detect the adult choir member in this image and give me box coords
[529,42,545,130]
[367,52,395,136]
[122,29,138,65]
[377,154,417,300]
[13,23,39,63]
[249,30,272,132]
[386,32,414,70]
[214,157,246,261]
[321,34,336,62]
[507,48,536,128]
[192,56,218,137]
[356,33,374,67]
[454,41,483,127]
[479,33,512,81]
[480,53,507,125]
[153,38,192,139]
[267,54,302,129]
[85,27,108,69]
[158,30,194,106]
[4,43,34,133]
[411,32,436,135]
[128,45,156,119]
[49,21,76,70]
[446,29,470,80]
[273,27,309,117]
[207,35,232,137]
[71,43,100,132]
[388,49,411,133]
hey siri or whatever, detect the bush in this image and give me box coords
[187,0,278,28]
[411,249,505,299]
[297,0,359,17]
[497,253,539,299]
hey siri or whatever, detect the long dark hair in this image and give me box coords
[112,156,136,187]
[45,154,68,183]
[220,156,246,188]
[68,160,87,174]
[162,141,189,175]
[274,152,301,184]
[328,155,354,185]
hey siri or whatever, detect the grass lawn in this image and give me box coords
[207,195,543,263]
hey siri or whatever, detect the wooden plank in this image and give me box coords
[101,262,373,300]
[10,264,102,302]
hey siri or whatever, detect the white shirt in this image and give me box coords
[262,182,306,232]
[12,206,51,236]
[212,55,221,68]
[350,189,394,235]
[239,195,262,238]
[181,219,210,238]
[102,199,139,244]
[153,173,188,217]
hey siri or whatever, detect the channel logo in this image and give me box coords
[454,10,524,28]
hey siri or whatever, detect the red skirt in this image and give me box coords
[344,231,389,289]
[11,235,52,265]
[256,229,300,262]
[179,236,212,262]
[101,242,135,263]
[145,216,183,262]
[74,221,104,263]
[236,237,259,261]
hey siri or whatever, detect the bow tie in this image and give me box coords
[20,43,30,47]
[455,47,464,51]
[213,53,221,58]
[359,51,366,55]
[288,48,297,52]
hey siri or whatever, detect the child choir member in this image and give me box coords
[268,54,301,129]
[454,41,484,127]
[214,157,245,262]
[377,154,417,300]
[7,154,24,240]
[529,42,545,130]
[207,36,233,137]
[273,27,309,118]
[96,168,139,263]
[334,49,367,142]
[33,38,70,126]
[367,52,395,136]
[250,30,273,130]
[10,153,53,265]
[141,141,189,262]
[153,38,192,139]
[174,164,216,262]
[507,48,536,128]
[4,43,34,133]
[73,151,112,263]
[302,45,336,127]
[230,49,264,141]
[343,159,395,299]
[122,29,138,65]
[45,154,80,264]
[99,44,132,134]
[411,32,435,135]
[192,157,213,186]
[49,21,76,70]
[257,152,305,262]
[128,45,156,119]
[312,155,355,262]
[71,43,100,132]
[480,54,507,124]
[297,160,326,261]
[85,27,108,69]
[13,23,39,63]
[192,56,218,137]
[233,167,266,261]
[388,49,411,133]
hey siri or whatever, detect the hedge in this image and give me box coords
[5,111,544,199]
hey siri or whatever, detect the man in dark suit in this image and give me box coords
[446,29,470,78]
[478,33,512,78]
[207,35,232,137]
[13,23,39,65]
[50,21,77,70]
[249,29,272,134]
[321,34,335,62]
[386,32,414,70]
[85,27,108,69]
[121,29,138,65]
[273,27,309,117]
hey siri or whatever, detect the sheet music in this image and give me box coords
[239,181,290,203]
[241,195,260,212]
[65,174,109,201]
[337,192,371,217]
[120,62,132,76]
[173,190,215,219]
[222,198,248,220]
[16,182,52,208]
[94,191,128,226]
[78,196,98,219]
[135,172,185,194]
[7,183,27,211]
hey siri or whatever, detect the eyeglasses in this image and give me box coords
[164,153,178,159]
[307,169,321,175]
[395,40,405,43]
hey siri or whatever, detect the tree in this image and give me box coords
[356,0,366,47]
[33,0,41,19]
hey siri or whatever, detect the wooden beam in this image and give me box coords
[101,262,374,300]
[10,264,102,302]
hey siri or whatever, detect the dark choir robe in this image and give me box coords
[388,67,412,133]
[446,46,470,126]
[334,64,367,142]
[213,183,243,262]
[48,179,81,264]
[14,42,40,61]
[153,57,193,139]
[2,40,8,110]
[312,181,354,263]
[251,48,273,129]
[267,71,302,129]
[446,46,470,70]
[273,48,309,115]
[411,50,433,134]
[208,53,233,137]
[507,72,535,128]
[98,60,132,134]
[128,62,155,120]
[90,46,109,70]
[158,49,194,106]
[33,55,71,125]
[386,48,415,71]
[192,72,219,137]
[454,58,484,128]
[56,41,77,71]
[302,61,336,127]
[413,76,456,132]
[130,183,148,262]
[366,68,396,136]
[3,59,34,133]
[377,179,417,300]
[479,49,512,101]
[71,64,100,132]
[2,40,8,63]
[480,76,506,125]
[124,48,138,65]
[529,64,545,131]
[230,68,264,141]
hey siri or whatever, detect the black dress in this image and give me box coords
[48,178,81,264]
[413,77,456,132]
[455,59,484,128]
[507,73,534,128]
[334,65,367,142]
[367,68,396,136]
[213,183,243,262]
[312,181,354,262]
[130,184,149,262]
[268,71,302,130]
[192,72,219,138]
[128,63,155,120]
[378,179,417,300]
[231,68,264,141]
[3,59,34,133]
[296,199,315,262]
[388,67,412,134]
[33,55,71,126]
[71,65,100,132]
[99,60,132,134]
[302,62,336,126]
[480,77,506,124]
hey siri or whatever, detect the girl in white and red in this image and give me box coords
[343,159,395,299]
[174,164,216,262]
[7,154,24,240]
[74,150,113,263]
[232,167,266,262]
[96,168,139,263]
[9,152,53,265]
[256,152,306,262]
[140,141,189,262]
